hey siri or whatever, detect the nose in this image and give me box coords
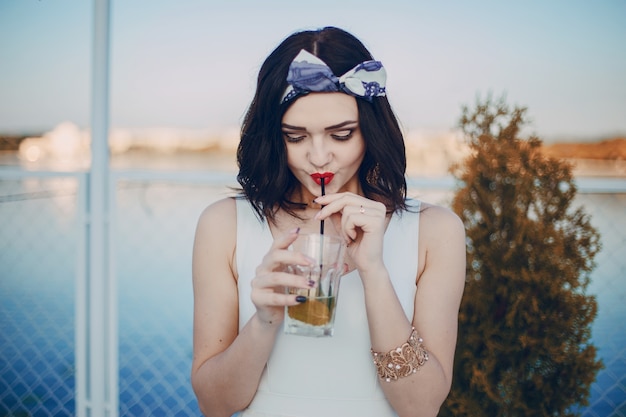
[308,137,332,168]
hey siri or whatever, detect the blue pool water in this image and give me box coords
[1,177,625,416]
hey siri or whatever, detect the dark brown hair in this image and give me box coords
[236,26,407,221]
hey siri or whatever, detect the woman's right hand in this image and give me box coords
[251,228,315,326]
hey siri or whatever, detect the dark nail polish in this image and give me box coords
[308,280,316,287]
[295,295,307,303]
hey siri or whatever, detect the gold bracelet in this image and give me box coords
[371,327,429,382]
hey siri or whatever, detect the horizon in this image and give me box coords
[2,122,624,145]
[1,1,625,141]
[7,122,626,178]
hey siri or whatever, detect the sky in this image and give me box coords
[1,0,625,142]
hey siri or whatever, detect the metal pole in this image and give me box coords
[77,0,116,416]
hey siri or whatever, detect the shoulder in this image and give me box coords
[196,197,237,231]
[417,202,465,244]
[414,201,466,293]
[196,198,237,252]
[193,198,237,275]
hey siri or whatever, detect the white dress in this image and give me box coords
[235,198,421,417]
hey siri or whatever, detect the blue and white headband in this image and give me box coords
[281,49,387,104]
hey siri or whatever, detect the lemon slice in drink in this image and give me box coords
[288,299,330,326]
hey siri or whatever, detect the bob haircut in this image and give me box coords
[236,26,407,221]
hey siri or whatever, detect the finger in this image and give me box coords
[258,228,314,272]
[252,271,314,291]
[341,209,360,242]
[270,227,301,250]
[342,203,387,242]
[315,194,384,221]
[318,202,365,243]
[328,211,351,244]
[313,193,358,220]
[258,249,315,273]
[252,290,308,307]
[313,192,358,206]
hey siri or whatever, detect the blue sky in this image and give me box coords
[1,0,625,141]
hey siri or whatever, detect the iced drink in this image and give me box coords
[284,233,345,337]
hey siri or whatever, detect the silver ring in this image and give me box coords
[359,205,365,214]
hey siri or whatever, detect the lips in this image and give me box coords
[310,172,334,186]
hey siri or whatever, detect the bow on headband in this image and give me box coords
[281,49,387,104]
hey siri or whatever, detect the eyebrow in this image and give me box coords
[281,120,359,131]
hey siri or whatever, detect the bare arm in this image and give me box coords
[315,195,466,417]
[365,205,466,416]
[191,198,313,417]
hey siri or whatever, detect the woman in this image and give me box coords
[191,26,466,417]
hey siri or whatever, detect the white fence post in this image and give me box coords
[76,0,117,416]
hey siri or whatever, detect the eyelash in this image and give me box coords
[332,130,353,141]
[283,130,353,143]
[284,134,305,143]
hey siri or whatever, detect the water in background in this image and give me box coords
[0,169,625,416]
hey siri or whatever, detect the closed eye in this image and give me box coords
[331,129,353,141]
[282,131,306,143]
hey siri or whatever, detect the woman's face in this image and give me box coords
[281,92,366,201]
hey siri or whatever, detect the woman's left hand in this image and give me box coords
[314,192,387,274]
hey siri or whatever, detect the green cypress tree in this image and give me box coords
[442,95,603,416]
